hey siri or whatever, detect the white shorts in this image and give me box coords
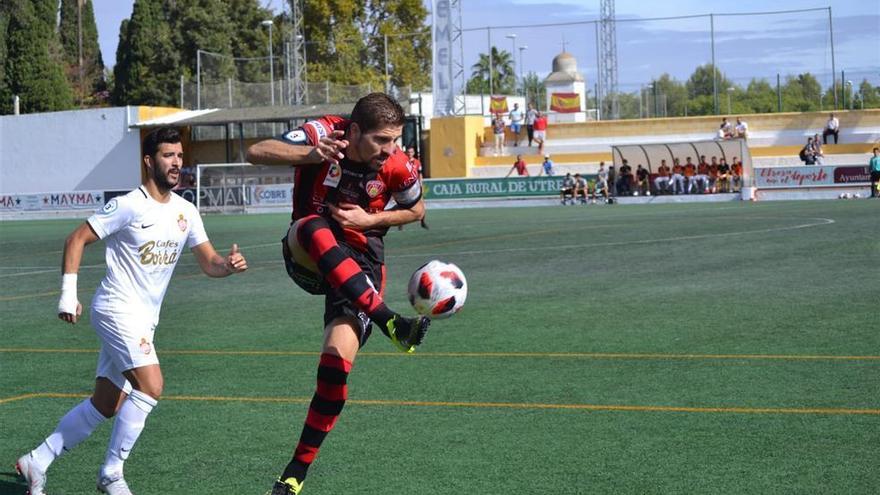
[534,130,546,141]
[91,307,159,393]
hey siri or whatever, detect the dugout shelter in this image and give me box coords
[611,139,754,198]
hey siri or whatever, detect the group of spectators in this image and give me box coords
[492,102,548,156]
[717,117,749,140]
[800,114,841,165]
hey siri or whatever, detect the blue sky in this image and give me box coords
[94,0,879,91]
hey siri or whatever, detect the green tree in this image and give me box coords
[227,0,274,83]
[858,79,879,109]
[302,0,383,89]
[782,73,822,112]
[745,78,777,114]
[112,0,180,106]
[59,0,106,104]
[169,0,235,82]
[368,0,431,93]
[650,74,688,117]
[467,46,515,95]
[521,71,545,110]
[686,63,734,114]
[3,0,74,113]
[0,3,10,112]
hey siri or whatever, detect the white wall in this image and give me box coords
[0,107,141,194]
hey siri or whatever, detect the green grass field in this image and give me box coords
[1,200,878,494]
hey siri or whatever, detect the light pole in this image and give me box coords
[846,80,853,110]
[726,87,734,115]
[518,45,527,97]
[505,33,517,94]
[261,20,275,106]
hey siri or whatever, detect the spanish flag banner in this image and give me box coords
[550,92,581,113]
[490,96,509,114]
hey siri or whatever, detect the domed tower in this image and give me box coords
[544,51,587,123]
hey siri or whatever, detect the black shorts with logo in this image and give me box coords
[281,232,384,347]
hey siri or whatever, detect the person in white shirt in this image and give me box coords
[525,103,538,147]
[508,103,524,147]
[734,117,749,139]
[16,127,248,495]
[822,113,839,144]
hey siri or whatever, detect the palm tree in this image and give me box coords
[468,46,515,95]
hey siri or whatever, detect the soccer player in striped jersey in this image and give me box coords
[247,93,430,495]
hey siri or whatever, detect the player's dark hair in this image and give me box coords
[350,93,405,133]
[143,127,181,158]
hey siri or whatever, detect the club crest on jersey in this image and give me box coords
[177,213,187,231]
[365,180,385,198]
[323,163,342,187]
[139,338,152,355]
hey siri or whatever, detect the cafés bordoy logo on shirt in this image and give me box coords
[138,239,180,266]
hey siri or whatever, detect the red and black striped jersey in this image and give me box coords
[275,115,422,261]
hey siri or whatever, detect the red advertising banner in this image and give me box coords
[833,166,870,183]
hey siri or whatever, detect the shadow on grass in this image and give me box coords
[0,470,26,495]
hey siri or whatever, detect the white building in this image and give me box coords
[544,52,587,123]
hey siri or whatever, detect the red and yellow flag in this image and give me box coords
[490,96,509,114]
[550,92,581,113]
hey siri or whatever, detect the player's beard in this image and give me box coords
[153,165,179,192]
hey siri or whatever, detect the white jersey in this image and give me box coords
[88,186,208,323]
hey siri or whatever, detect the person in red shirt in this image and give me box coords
[533,111,548,155]
[654,159,671,193]
[683,157,697,194]
[247,93,430,495]
[505,154,530,177]
[670,158,684,194]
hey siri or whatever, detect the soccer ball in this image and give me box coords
[407,260,468,319]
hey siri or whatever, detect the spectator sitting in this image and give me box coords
[492,113,506,156]
[717,157,732,193]
[683,157,697,194]
[718,117,733,140]
[635,165,649,196]
[505,154,529,177]
[800,137,817,165]
[594,163,610,203]
[708,159,721,193]
[731,158,743,192]
[670,158,684,195]
[822,113,839,144]
[735,117,749,139]
[616,160,633,196]
[509,103,524,147]
[812,133,825,165]
[560,173,575,205]
[696,159,710,194]
[538,154,554,176]
[573,173,589,204]
[654,159,671,194]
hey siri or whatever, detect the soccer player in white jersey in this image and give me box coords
[15,127,248,495]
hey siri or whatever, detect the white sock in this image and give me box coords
[101,390,157,477]
[30,398,107,471]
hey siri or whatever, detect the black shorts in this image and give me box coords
[281,232,384,347]
[871,171,880,182]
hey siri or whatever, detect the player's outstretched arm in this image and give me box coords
[192,242,248,278]
[58,223,100,324]
[329,200,425,230]
[247,130,349,167]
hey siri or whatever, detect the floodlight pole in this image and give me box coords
[262,20,275,106]
[710,14,718,115]
[828,7,837,110]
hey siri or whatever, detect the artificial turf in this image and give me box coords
[1,199,878,494]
